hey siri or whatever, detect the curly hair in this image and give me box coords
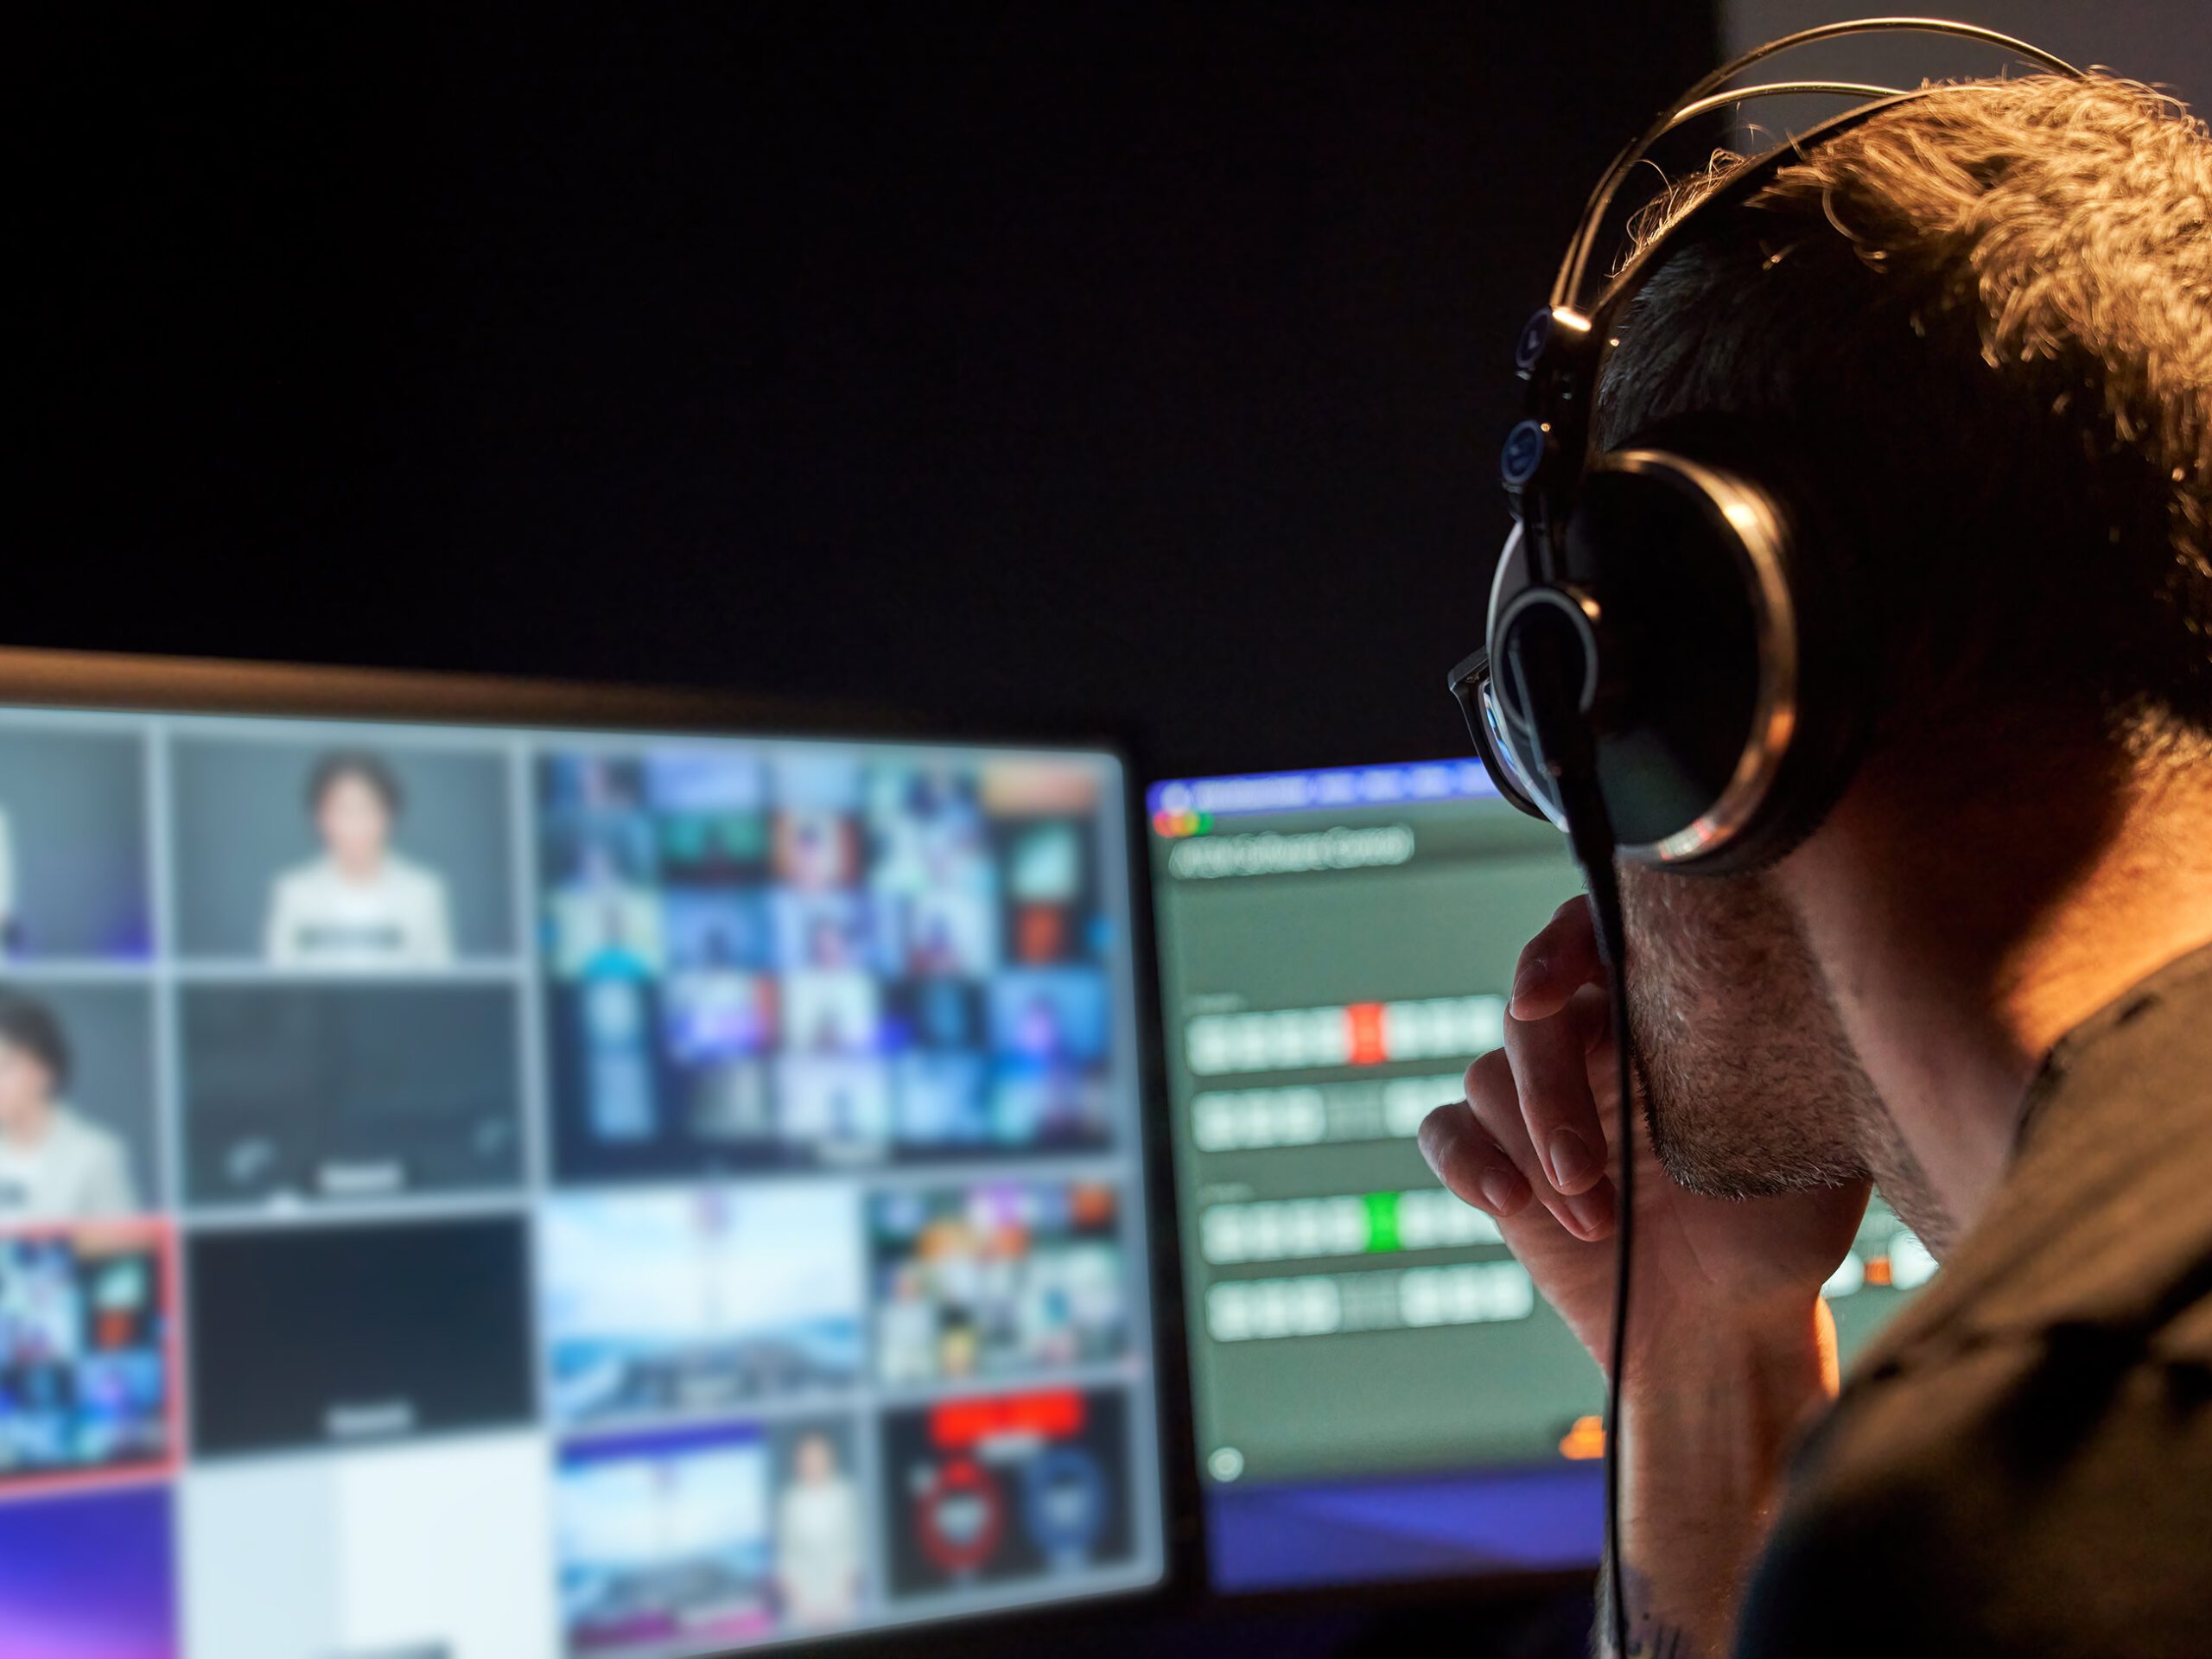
[1595,74,2212,760]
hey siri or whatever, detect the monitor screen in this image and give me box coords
[1147,760,1935,1596]
[0,677,1165,1658]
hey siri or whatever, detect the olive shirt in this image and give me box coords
[1734,942,2212,1656]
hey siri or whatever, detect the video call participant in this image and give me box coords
[1420,72,2212,1657]
[0,990,137,1218]
[549,842,664,977]
[264,751,455,969]
[777,1432,862,1629]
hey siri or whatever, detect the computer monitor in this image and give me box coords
[0,649,1167,1658]
[1146,759,1936,1596]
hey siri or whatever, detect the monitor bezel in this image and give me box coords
[0,642,1205,1659]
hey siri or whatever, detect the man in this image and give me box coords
[0,990,137,1219]
[1419,73,2212,1656]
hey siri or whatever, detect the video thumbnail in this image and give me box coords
[542,1185,864,1429]
[556,1416,869,1654]
[994,819,1099,967]
[544,836,667,981]
[556,1424,776,1655]
[988,969,1108,1065]
[644,749,771,887]
[179,982,524,1208]
[774,1056,892,1160]
[0,724,152,963]
[664,971,775,1065]
[665,890,772,971]
[0,1222,175,1496]
[983,968,1114,1149]
[889,1053,988,1147]
[183,1431,557,1659]
[877,890,996,977]
[541,743,1120,1181]
[170,739,515,967]
[881,1386,1134,1597]
[866,767,993,897]
[871,1183,1129,1386]
[188,1217,532,1457]
[0,1484,176,1659]
[780,969,880,1054]
[0,982,158,1224]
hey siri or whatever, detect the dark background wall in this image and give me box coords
[29,4,1717,783]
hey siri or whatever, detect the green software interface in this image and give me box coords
[1146,760,1931,1591]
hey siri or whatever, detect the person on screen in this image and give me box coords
[776,1432,862,1629]
[1013,992,1068,1062]
[264,752,455,969]
[0,991,137,1219]
[550,841,664,977]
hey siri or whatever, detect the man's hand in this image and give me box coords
[1418,894,1870,1656]
[1417,893,1867,1379]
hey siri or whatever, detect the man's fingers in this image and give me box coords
[1461,1049,1615,1242]
[1502,988,1611,1198]
[1509,894,1605,1021]
[1417,1098,1532,1218]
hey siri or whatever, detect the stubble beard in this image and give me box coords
[1619,863,1884,1200]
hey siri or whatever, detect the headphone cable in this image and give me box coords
[1509,628,1636,1659]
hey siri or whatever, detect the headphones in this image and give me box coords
[1452,18,2086,874]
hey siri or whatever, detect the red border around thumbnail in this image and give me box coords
[0,1217,183,1503]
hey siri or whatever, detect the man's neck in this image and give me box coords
[1783,750,2212,1238]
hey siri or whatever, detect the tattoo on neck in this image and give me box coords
[1612,1563,1695,1659]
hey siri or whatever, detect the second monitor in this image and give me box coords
[1147,760,1936,1597]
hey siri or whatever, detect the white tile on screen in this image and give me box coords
[556,1431,780,1653]
[540,1185,867,1430]
[181,1431,557,1659]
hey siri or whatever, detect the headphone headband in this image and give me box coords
[1552,16,2086,313]
[1585,88,1927,331]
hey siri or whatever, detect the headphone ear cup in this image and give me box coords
[1564,431,1865,873]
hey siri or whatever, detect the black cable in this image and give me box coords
[1579,810,1635,1659]
[1507,622,1635,1659]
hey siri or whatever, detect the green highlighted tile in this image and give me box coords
[1363,1191,1399,1254]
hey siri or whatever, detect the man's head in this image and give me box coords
[0,992,70,1135]
[1599,75,2212,757]
[1599,75,2212,1219]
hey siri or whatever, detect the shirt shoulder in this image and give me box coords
[40,1109,134,1215]
[48,1106,124,1164]
[1738,942,2212,1657]
[367,851,444,905]
[1738,1325,2212,1657]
